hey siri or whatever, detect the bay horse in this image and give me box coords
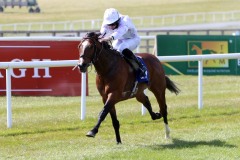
[77,32,180,144]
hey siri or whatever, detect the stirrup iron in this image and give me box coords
[130,81,138,97]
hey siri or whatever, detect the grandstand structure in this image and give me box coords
[0,0,40,13]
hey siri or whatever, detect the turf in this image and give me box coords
[1,0,240,24]
[0,74,240,159]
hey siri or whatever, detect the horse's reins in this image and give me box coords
[91,38,104,64]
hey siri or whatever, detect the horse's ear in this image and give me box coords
[96,32,101,36]
[96,32,102,38]
[85,32,98,39]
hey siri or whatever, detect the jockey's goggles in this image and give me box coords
[107,22,118,26]
[107,19,120,26]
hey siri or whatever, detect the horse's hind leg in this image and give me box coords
[150,88,170,139]
[162,104,170,139]
[136,93,162,120]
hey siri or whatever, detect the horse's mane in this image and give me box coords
[85,32,99,39]
[104,43,122,57]
[85,32,122,57]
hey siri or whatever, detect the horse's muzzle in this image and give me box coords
[78,63,90,73]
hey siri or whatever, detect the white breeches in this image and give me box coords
[112,37,140,53]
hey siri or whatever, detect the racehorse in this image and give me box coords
[77,32,180,144]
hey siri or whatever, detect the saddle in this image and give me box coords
[103,44,148,95]
[126,56,149,97]
[136,57,149,83]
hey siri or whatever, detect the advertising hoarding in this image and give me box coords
[0,40,87,96]
[157,35,240,75]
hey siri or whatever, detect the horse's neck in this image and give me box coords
[94,49,121,75]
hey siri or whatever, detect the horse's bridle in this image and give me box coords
[73,37,104,71]
[79,37,104,64]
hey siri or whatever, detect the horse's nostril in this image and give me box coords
[78,63,88,73]
[81,63,86,68]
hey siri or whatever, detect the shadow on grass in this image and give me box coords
[0,126,82,137]
[148,138,236,150]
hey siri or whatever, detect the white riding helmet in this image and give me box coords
[103,8,119,25]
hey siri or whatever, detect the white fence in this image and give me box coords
[1,53,240,128]
[1,10,240,31]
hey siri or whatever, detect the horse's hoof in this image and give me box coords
[152,112,162,120]
[165,134,171,139]
[117,142,122,145]
[155,112,162,119]
[86,130,96,138]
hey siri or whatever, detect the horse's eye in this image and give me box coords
[80,55,85,58]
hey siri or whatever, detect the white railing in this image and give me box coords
[1,60,81,128]
[1,53,240,128]
[158,53,240,109]
[1,10,240,31]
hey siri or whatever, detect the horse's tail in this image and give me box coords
[165,76,180,95]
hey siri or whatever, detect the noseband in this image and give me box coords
[79,37,104,64]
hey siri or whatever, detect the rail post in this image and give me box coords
[141,89,147,115]
[81,72,86,120]
[6,68,12,128]
[198,60,203,109]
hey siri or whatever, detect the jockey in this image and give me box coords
[99,8,146,78]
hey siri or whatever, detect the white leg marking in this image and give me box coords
[164,124,171,139]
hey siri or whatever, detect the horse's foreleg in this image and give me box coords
[110,107,121,144]
[86,103,112,138]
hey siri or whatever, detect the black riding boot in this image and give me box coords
[122,48,146,77]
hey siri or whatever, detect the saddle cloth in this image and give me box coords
[136,56,149,83]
